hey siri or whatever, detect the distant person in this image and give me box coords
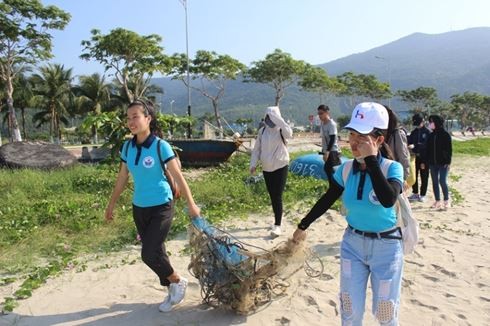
[317,104,341,185]
[250,106,293,237]
[426,114,452,209]
[407,113,431,202]
[105,99,200,313]
[292,102,404,325]
[381,105,411,190]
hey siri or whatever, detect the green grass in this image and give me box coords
[453,137,490,156]
[0,165,136,273]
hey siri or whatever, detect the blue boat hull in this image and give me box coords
[169,139,241,167]
[290,153,346,180]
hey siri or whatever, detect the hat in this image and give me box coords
[412,113,423,126]
[344,102,389,134]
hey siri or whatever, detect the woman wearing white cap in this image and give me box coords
[292,102,404,325]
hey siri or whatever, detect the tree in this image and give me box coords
[336,72,391,106]
[244,49,307,107]
[450,92,487,130]
[397,87,439,114]
[170,50,246,135]
[299,64,344,103]
[80,28,172,103]
[73,73,111,144]
[0,0,70,142]
[13,71,34,139]
[30,64,74,143]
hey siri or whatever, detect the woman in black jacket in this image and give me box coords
[426,115,452,209]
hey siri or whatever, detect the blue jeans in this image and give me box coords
[429,164,449,201]
[340,227,404,325]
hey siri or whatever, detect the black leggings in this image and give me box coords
[133,202,174,287]
[412,156,429,196]
[263,165,288,226]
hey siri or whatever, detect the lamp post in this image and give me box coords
[170,99,175,114]
[179,0,192,138]
[375,56,392,107]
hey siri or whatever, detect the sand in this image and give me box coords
[1,143,489,325]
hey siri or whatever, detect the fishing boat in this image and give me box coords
[169,138,242,167]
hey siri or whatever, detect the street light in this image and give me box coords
[179,0,192,137]
[375,55,392,107]
[170,99,175,114]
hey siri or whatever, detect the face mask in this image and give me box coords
[429,122,435,130]
[264,115,276,128]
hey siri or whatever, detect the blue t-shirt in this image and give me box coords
[333,157,403,232]
[121,135,176,207]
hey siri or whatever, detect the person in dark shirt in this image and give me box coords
[407,113,431,202]
[426,114,452,210]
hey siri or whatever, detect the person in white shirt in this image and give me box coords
[250,106,293,237]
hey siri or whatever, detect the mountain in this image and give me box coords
[321,27,490,98]
[152,27,490,125]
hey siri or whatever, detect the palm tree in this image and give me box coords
[30,64,74,144]
[13,72,34,139]
[73,73,111,144]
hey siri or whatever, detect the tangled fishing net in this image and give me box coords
[188,217,323,314]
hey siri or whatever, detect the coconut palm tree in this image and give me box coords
[73,73,111,144]
[13,72,35,139]
[30,64,74,144]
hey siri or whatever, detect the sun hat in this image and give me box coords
[344,102,389,134]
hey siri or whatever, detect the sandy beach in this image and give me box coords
[1,140,489,325]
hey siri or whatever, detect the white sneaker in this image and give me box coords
[418,196,426,202]
[169,277,188,305]
[158,294,172,313]
[270,225,282,237]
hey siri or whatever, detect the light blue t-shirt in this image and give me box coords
[333,157,403,232]
[121,135,176,207]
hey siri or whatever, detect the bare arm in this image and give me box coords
[167,158,201,218]
[105,162,130,221]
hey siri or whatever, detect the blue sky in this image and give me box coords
[43,0,490,77]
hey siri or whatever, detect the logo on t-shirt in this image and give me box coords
[368,190,382,205]
[143,156,155,168]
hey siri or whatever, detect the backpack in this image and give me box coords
[123,139,181,200]
[261,126,286,145]
[341,159,419,255]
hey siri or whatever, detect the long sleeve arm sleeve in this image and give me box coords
[364,156,402,207]
[327,134,336,151]
[297,181,343,230]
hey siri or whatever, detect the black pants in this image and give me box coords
[263,165,288,226]
[323,151,340,186]
[133,202,174,287]
[412,156,429,196]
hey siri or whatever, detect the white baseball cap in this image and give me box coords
[344,102,389,134]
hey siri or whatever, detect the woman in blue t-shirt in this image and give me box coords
[292,102,404,325]
[105,100,200,313]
